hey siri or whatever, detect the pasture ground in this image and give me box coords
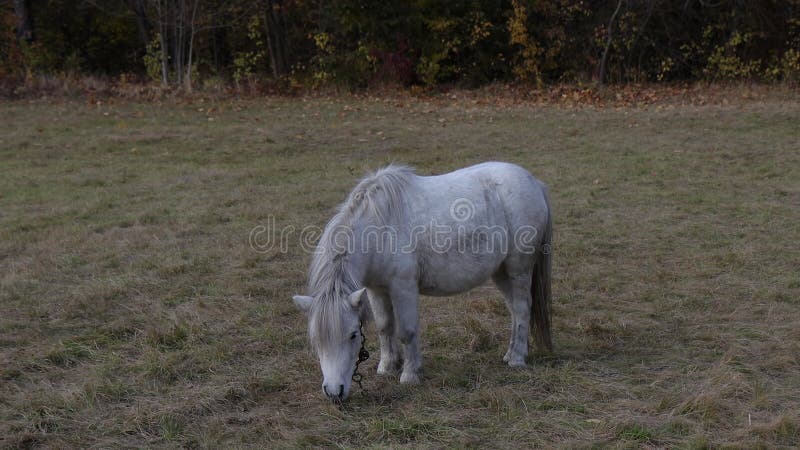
[1,89,799,448]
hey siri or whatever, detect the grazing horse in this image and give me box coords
[293,162,553,402]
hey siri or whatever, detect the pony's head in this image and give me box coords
[293,288,369,402]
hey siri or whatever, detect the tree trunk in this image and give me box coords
[14,0,34,42]
[173,0,183,86]
[184,0,198,91]
[599,0,624,85]
[127,0,151,47]
[263,0,289,77]
[157,1,169,85]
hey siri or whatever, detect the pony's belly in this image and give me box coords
[417,251,503,296]
[419,281,485,297]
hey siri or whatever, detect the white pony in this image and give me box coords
[293,162,552,402]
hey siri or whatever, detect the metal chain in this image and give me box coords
[351,321,369,392]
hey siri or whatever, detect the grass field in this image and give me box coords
[1,90,799,448]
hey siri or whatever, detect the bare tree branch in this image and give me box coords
[599,0,625,85]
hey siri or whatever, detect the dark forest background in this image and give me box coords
[2,0,799,90]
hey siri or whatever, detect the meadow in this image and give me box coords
[1,88,799,448]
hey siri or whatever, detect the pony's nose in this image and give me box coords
[322,384,345,401]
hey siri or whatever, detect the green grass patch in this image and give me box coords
[617,423,654,442]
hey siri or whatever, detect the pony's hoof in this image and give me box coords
[400,371,421,384]
[504,350,527,367]
[507,358,527,367]
[377,362,400,376]
[504,349,525,364]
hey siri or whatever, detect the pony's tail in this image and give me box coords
[531,199,553,353]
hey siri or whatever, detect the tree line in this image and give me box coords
[2,0,799,89]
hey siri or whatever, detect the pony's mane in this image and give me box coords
[307,164,414,346]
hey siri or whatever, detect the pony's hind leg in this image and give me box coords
[493,263,533,367]
[492,269,517,364]
[367,289,401,376]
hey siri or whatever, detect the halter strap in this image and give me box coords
[351,321,369,391]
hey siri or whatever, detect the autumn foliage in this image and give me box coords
[2,0,799,93]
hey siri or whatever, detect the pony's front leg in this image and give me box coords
[390,286,422,384]
[367,290,401,376]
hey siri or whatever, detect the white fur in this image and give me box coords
[294,162,553,402]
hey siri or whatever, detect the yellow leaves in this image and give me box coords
[508,0,543,85]
[508,0,529,47]
[246,15,262,42]
[233,16,267,84]
[469,16,493,46]
[426,18,458,33]
[657,57,675,82]
[312,32,334,54]
[143,34,164,83]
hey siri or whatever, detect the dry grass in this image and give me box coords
[1,90,799,448]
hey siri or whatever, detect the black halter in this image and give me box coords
[351,321,370,391]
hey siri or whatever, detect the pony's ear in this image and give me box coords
[292,295,313,313]
[348,288,368,310]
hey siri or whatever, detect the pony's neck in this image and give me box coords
[309,243,368,301]
[342,247,368,291]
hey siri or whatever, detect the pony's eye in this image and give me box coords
[350,332,358,340]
